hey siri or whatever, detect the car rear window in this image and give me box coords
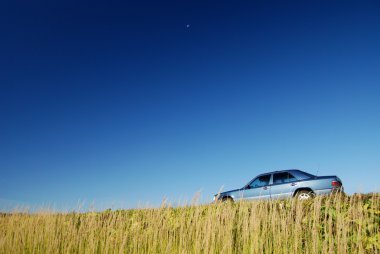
[296,170,315,179]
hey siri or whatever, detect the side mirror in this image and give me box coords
[245,185,251,190]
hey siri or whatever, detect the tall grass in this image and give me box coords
[0,194,379,253]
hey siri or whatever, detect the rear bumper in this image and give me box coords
[315,187,344,196]
[315,188,334,195]
[332,186,344,193]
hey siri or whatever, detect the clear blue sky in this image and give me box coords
[1,1,379,210]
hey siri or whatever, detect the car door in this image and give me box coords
[270,172,298,199]
[242,174,271,200]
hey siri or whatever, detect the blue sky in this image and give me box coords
[1,1,380,210]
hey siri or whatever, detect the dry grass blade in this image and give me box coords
[0,193,379,253]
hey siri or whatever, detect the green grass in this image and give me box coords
[1,193,379,253]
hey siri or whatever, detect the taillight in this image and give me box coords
[331,181,341,187]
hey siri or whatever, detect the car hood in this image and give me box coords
[217,188,242,196]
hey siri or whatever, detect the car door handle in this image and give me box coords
[290,183,297,186]
[263,186,268,190]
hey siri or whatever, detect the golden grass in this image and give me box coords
[0,193,379,253]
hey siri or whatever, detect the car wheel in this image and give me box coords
[222,197,234,203]
[296,190,314,201]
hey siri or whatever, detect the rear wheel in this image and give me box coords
[296,190,314,201]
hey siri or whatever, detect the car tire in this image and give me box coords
[222,197,234,203]
[296,190,314,201]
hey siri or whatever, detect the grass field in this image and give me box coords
[0,193,379,253]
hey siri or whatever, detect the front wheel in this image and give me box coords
[296,190,314,201]
[222,197,234,204]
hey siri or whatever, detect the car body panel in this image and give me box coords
[270,182,297,199]
[241,186,271,200]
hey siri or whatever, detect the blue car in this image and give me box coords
[214,169,343,202]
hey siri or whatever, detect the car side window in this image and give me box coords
[273,172,297,184]
[249,174,271,188]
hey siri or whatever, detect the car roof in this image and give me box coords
[257,169,301,175]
